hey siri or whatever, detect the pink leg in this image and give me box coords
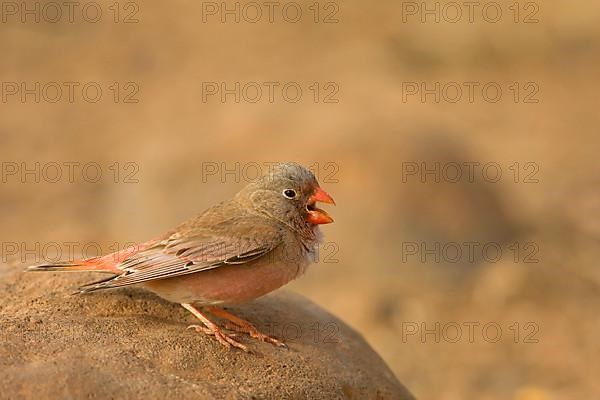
[208,306,287,348]
[181,303,249,352]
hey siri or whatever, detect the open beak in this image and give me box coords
[306,187,335,225]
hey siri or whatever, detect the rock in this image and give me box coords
[0,265,414,399]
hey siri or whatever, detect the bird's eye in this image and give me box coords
[282,189,297,199]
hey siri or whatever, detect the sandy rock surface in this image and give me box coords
[0,265,414,399]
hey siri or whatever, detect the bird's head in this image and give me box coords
[237,162,335,231]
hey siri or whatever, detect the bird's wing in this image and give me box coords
[79,203,283,291]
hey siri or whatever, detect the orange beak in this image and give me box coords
[306,187,335,225]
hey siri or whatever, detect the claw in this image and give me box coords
[209,307,288,349]
[182,304,249,352]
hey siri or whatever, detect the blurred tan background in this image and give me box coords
[1,1,599,399]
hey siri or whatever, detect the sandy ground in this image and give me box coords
[0,264,413,399]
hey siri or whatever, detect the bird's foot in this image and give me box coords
[186,324,248,352]
[208,306,287,348]
[182,303,249,352]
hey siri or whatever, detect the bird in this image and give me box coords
[27,162,335,352]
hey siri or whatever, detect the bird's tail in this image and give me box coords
[26,256,120,274]
[26,239,160,275]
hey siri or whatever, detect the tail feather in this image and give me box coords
[25,239,160,293]
[26,240,160,274]
[27,258,121,295]
[26,258,117,273]
[73,275,121,294]
[26,261,75,271]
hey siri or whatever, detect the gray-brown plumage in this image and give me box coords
[28,162,335,351]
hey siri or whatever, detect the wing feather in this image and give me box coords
[79,203,283,292]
